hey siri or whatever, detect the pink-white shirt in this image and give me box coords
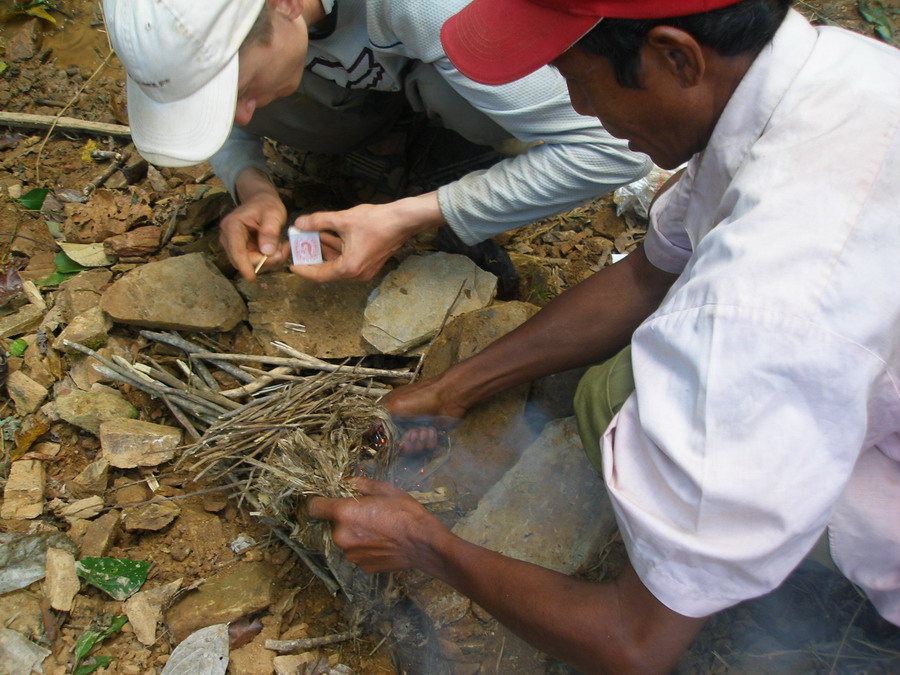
[602,10,900,622]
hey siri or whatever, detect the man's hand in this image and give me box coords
[310,479,706,672]
[382,375,466,454]
[219,168,289,282]
[307,477,447,573]
[289,192,446,283]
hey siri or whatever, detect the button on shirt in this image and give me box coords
[601,10,900,623]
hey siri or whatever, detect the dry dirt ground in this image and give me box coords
[0,1,898,674]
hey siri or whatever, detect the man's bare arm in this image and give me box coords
[384,243,679,421]
[309,478,706,673]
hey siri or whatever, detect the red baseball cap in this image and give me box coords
[441,0,745,85]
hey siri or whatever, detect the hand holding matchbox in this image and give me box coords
[289,227,323,265]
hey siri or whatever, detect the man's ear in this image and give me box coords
[644,26,705,87]
[268,0,304,21]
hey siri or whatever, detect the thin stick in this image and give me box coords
[236,366,390,398]
[100,482,240,513]
[191,346,411,380]
[82,150,130,198]
[257,515,341,598]
[161,395,201,441]
[64,340,228,418]
[0,111,130,137]
[218,366,296,399]
[265,629,361,652]
[35,51,115,181]
[140,331,255,383]
[254,256,268,274]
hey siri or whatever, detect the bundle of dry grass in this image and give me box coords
[179,371,397,562]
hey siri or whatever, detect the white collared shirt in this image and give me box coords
[603,10,900,622]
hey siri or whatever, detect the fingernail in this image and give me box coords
[260,243,275,255]
[295,217,307,231]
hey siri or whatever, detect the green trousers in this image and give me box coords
[573,345,634,473]
[573,344,838,571]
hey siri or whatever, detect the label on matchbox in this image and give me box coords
[288,227,323,265]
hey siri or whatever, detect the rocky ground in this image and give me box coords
[0,1,898,674]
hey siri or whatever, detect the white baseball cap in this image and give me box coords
[103,0,266,167]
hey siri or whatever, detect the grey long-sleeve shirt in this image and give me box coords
[210,0,651,244]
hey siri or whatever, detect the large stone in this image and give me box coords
[99,418,181,468]
[69,459,110,497]
[52,306,113,353]
[103,225,162,257]
[409,418,617,674]
[123,501,181,532]
[125,579,182,646]
[53,496,104,523]
[21,334,57,387]
[0,303,43,339]
[59,268,112,322]
[45,548,80,612]
[100,253,245,331]
[6,369,48,415]
[453,417,615,573]
[416,302,542,509]
[6,18,40,61]
[0,590,42,636]
[237,272,382,359]
[0,628,50,675]
[420,301,540,379]
[166,563,278,643]
[55,390,137,435]
[79,510,120,558]
[362,252,497,354]
[0,460,44,519]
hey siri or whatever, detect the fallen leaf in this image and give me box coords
[59,242,114,268]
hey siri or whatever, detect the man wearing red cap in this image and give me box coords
[310,0,900,670]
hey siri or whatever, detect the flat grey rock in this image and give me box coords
[362,252,497,354]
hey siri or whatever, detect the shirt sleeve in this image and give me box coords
[208,125,270,200]
[432,58,652,243]
[642,156,698,274]
[602,304,877,617]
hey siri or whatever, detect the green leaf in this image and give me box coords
[53,251,87,275]
[74,656,112,675]
[859,0,897,46]
[16,187,49,211]
[34,271,74,287]
[0,62,7,75]
[34,251,87,286]
[76,558,150,601]
[71,615,128,674]
[8,338,28,357]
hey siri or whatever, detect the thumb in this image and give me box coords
[296,212,336,234]
[258,212,284,256]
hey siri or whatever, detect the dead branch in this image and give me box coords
[265,629,361,652]
[0,111,131,137]
[236,366,390,398]
[140,330,255,384]
[82,150,131,198]
[188,345,412,381]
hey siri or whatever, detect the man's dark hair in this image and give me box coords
[242,3,272,48]
[576,0,793,88]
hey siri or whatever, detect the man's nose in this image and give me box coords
[234,98,256,126]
